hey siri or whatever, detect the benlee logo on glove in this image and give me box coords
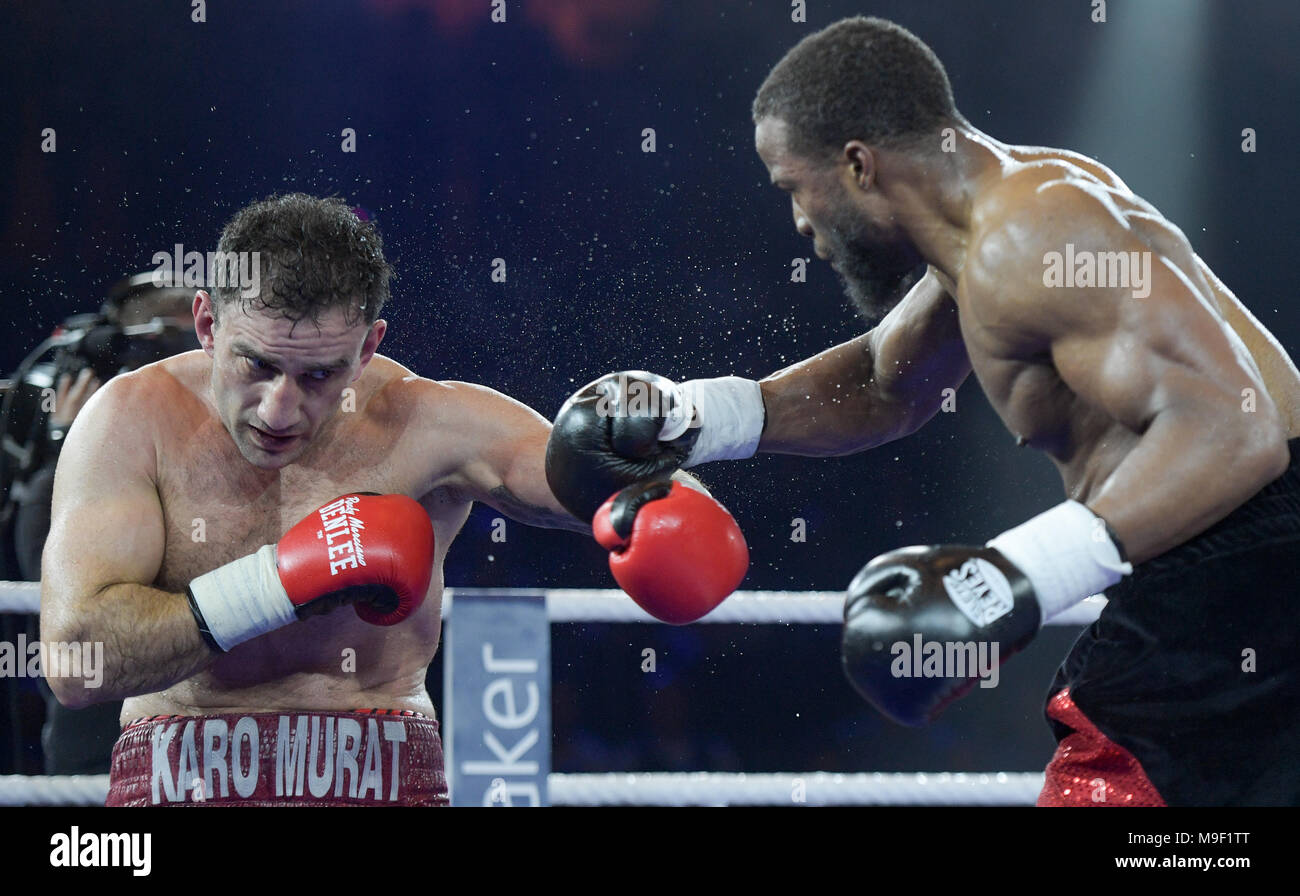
[942,558,1014,627]
[314,496,368,575]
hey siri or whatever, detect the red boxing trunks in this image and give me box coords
[105,709,449,806]
[1037,688,1166,806]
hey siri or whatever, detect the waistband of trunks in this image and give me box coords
[107,709,448,807]
[120,707,434,731]
[1119,436,1300,585]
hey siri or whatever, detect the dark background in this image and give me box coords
[2,0,1296,782]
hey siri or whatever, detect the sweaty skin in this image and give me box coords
[755,118,1299,564]
[40,293,587,719]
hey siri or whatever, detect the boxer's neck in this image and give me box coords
[874,124,1009,286]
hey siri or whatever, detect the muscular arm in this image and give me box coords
[972,181,1290,563]
[40,374,216,708]
[431,381,592,533]
[758,269,972,456]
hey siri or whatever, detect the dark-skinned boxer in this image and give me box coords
[545,17,1300,806]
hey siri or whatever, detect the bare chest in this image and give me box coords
[958,313,1123,471]
[151,416,435,591]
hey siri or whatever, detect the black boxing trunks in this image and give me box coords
[1040,437,1300,806]
[105,709,449,806]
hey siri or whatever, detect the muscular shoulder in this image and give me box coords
[57,361,183,485]
[421,380,552,466]
[1005,145,1131,192]
[359,363,550,494]
[84,354,203,442]
[113,351,201,402]
[963,170,1142,346]
[357,359,533,430]
[973,165,1132,256]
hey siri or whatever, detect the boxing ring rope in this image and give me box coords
[0,583,1103,806]
[0,581,1107,626]
[0,580,41,614]
[0,774,109,806]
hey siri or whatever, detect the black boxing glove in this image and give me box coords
[840,545,1041,727]
[841,502,1131,726]
[545,371,699,522]
[546,370,766,522]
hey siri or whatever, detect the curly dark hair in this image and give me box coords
[211,193,392,327]
[752,16,962,158]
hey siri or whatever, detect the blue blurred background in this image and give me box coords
[2,0,1297,778]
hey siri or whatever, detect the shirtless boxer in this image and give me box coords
[545,17,1300,806]
[39,194,592,806]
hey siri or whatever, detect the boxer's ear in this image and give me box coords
[842,141,876,192]
[353,319,387,379]
[193,291,219,355]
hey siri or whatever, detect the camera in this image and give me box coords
[0,275,199,569]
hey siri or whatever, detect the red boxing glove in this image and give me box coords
[188,493,435,651]
[277,493,435,625]
[593,480,748,624]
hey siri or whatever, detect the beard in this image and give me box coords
[822,203,925,325]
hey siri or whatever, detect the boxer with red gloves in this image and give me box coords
[41,195,593,806]
[546,371,756,622]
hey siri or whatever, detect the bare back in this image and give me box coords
[953,145,1300,502]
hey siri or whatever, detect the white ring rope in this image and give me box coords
[1,581,1106,625]
[0,580,39,614]
[0,771,1044,806]
[0,774,110,806]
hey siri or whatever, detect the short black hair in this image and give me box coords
[213,193,393,327]
[753,16,961,158]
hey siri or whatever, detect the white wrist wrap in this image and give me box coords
[658,377,765,467]
[986,500,1133,624]
[188,544,296,651]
